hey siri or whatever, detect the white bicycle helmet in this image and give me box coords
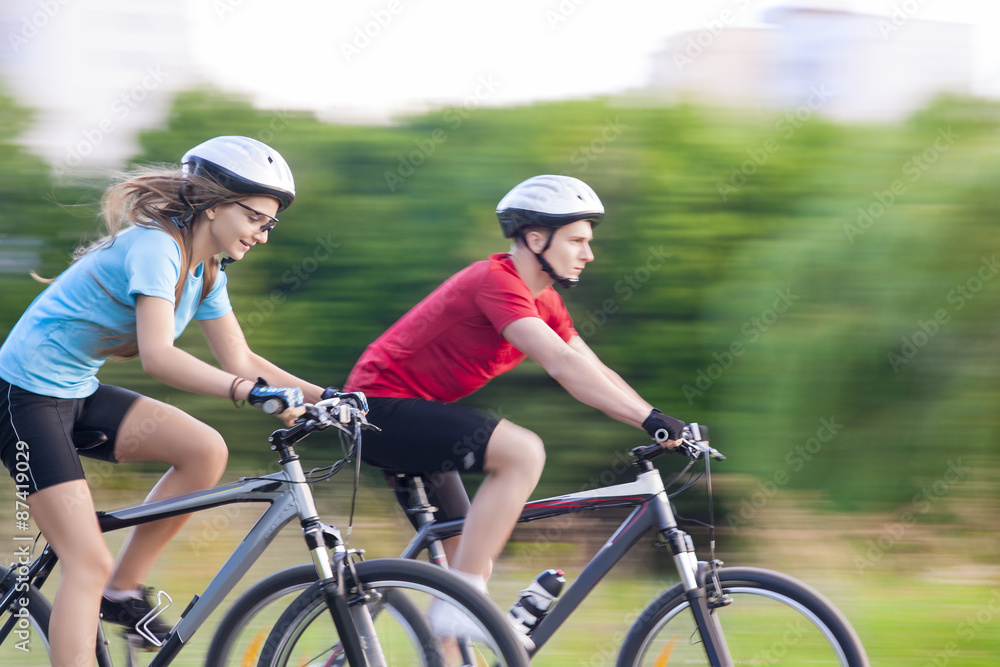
[182,136,295,211]
[497,175,604,288]
[496,175,604,239]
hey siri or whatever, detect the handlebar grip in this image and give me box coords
[261,397,286,415]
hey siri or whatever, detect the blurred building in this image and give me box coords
[0,0,198,175]
[649,5,974,122]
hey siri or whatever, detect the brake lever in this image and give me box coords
[677,439,726,461]
[357,411,381,432]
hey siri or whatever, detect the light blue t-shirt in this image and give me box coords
[0,226,231,398]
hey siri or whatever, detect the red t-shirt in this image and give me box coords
[345,253,577,402]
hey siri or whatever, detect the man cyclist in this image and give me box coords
[344,174,684,620]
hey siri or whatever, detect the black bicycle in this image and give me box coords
[283,423,870,666]
[0,392,529,667]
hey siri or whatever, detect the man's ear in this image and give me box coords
[524,229,548,254]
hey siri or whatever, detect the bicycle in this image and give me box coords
[0,391,530,667]
[281,422,871,666]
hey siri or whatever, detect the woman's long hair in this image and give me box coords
[42,166,249,359]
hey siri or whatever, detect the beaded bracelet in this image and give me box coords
[229,376,249,408]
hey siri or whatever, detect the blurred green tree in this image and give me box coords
[2,84,998,518]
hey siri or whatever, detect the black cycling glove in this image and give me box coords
[642,408,685,443]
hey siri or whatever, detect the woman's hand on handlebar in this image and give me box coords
[248,378,306,425]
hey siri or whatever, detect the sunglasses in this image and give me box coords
[234,201,279,232]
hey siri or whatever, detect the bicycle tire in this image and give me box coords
[0,565,52,667]
[206,563,435,667]
[257,558,529,667]
[617,566,869,667]
[205,564,320,667]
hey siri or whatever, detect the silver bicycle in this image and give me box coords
[0,392,530,667]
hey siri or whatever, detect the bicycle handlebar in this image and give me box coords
[630,423,725,463]
[268,391,375,450]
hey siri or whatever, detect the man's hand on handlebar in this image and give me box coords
[642,408,686,449]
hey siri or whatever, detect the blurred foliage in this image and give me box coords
[2,83,1000,518]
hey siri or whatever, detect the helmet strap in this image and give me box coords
[174,185,219,229]
[520,229,578,289]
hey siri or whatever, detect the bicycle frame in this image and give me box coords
[1,453,353,666]
[399,461,733,663]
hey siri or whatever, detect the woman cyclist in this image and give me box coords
[343,174,685,639]
[0,136,324,667]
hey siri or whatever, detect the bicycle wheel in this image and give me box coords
[207,563,435,667]
[206,564,321,666]
[0,566,52,667]
[257,558,529,667]
[617,567,869,667]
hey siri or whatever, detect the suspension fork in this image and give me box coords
[307,520,385,667]
[650,477,733,667]
[660,528,734,667]
[278,435,384,667]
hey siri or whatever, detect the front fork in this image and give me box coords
[307,519,385,667]
[660,528,735,667]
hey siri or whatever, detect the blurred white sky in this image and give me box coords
[184,0,1000,121]
[2,0,997,169]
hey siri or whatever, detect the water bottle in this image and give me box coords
[507,569,565,635]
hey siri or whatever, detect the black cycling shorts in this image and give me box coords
[0,380,141,494]
[360,397,501,524]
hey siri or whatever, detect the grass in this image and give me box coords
[4,471,999,665]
